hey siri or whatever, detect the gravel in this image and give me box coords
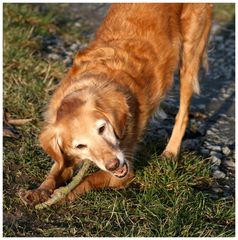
[222,146,232,156]
[223,160,235,169]
[40,4,235,199]
[211,156,222,166]
[213,170,226,179]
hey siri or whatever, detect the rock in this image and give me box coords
[211,165,219,172]
[211,24,220,34]
[160,102,177,116]
[206,129,214,135]
[218,113,228,118]
[207,145,222,152]
[64,56,73,67]
[155,109,168,120]
[214,35,224,42]
[223,160,235,169]
[222,146,231,156]
[74,22,82,28]
[204,141,211,146]
[224,185,230,190]
[182,139,198,150]
[212,187,223,193]
[200,148,209,156]
[210,127,218,133]
[70,43,79,52]
[223,93,230,98]
[48,53,61,60]
[197,104,206,111]
[213,170,226,179]
[65,51,74,57]
[210,151,223,159]
[189,120,199,134]
[197,125,206,136]
[158,129,168,140]
[44,37,59,45]
[211,155,221,166]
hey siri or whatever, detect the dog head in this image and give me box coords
[39,87,130,178]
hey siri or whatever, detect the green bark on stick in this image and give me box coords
[35,160,91,209]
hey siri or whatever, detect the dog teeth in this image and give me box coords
[113,163,128,178]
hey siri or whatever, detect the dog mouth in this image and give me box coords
[112,162,128,178]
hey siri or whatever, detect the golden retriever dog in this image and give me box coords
[23,3,212,205]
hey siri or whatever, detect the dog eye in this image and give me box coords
[98,125,105,135]
[76,144,87,149]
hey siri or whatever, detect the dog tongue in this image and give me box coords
[113,163,128,177]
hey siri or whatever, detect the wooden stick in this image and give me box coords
[35,160,91,209]
[8,118,32,125]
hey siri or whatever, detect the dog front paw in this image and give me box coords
[51,190,78,206]
[18,188,52,206]
[160,150,178,159]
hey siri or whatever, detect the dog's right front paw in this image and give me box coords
[160,150,178,160]
[18,188,52,206]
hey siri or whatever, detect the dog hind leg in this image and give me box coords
[162,4,212,158]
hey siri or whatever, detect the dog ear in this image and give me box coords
[101,96,129,140]
[39,125,64,169]
[107,109,128,139]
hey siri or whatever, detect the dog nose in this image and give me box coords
[106,158,120,171]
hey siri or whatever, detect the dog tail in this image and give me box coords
[190,46,209,95]
[202,48,209,73]
[193,47,209,95]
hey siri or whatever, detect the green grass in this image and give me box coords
[3,3,235,237]
[213,3,235,23]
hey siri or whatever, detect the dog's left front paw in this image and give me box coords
[18,188,52,206]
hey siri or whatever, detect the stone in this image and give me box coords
[210,151,222,159]
[223,160,235,168]
[64,56,73,67]
[197,104,206,110]
[223,93,230,98]
[211,165,219,172]
[211,155,221,166]
[218,113,228,118]
[158,129,168,140]
[214,35,224,42]
[224,185,230,190]
[208,145,222,152]
[200,148,209,156]
[155,109,168,120]
[74,22,82,28]
[48,53,61,60]
[70,43,79,52]
[182,139,198,150]
[222,146,231,156]
[206,129,214,135]
[204,141,211,146]
[210,127,218,133]
[197,126,206,136]
[212,187,223,193]
[213,170,226,179]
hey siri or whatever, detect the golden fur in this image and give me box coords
[23,3,212,205]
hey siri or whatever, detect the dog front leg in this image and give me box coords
[20,162,74,206]
[59,170,134,203]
